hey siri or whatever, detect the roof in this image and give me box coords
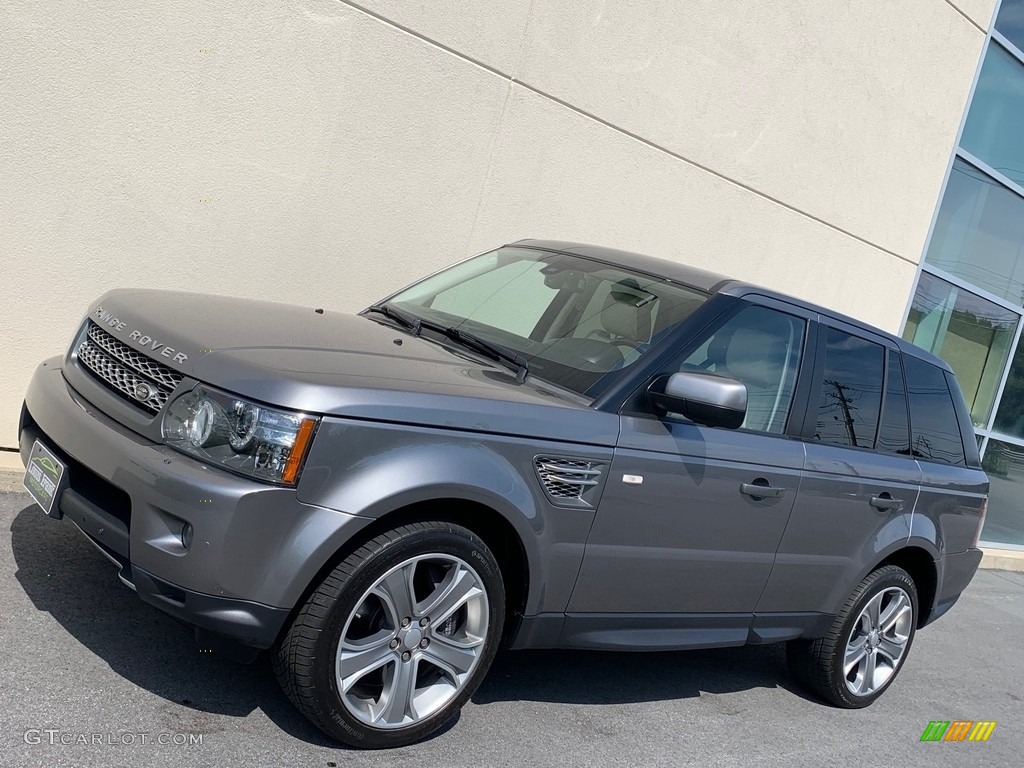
[512,239,951,373]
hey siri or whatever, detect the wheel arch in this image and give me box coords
[874,546,938,628]
[276,496,533,649]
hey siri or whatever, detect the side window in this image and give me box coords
[904,355,967,466]
[675,304,806,434]
[877,352,912,456]
[814,328,885,448]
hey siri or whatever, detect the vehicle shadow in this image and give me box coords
[9,503,338,747]
[477,643,813,709]
[11,503,815,748]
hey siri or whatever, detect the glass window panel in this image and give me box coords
[903,355,967,466]
[877,352,912,456]
[429,259,553,338]
[992,334,1024,438]
[903,272,1017,427]
[674,305,806,434]
[996,0,1024,58]
[960,42,1024,187]
[981,437,1024,545]
[923,159,1024,305]
[814,328,885,448]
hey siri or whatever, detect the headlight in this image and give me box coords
[162,386,318,485]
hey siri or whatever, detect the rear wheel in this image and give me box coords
[273,521,505,748]
[787,565,917,708]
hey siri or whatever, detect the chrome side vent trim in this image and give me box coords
[534,456,603,507]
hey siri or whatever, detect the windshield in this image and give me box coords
[382,246,709,397]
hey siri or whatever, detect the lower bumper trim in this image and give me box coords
[132,567,289,649]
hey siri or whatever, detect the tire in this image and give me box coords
[787,564,918,708]
[273,521,505,748]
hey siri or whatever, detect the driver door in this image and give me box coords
[565,299,814,645]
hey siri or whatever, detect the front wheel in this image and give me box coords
[273,521,505,748]
[787,564,918,708]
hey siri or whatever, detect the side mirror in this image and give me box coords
[647,371,747,429]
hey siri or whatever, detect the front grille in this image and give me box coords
[77,322,183,413]
[535,457,602,505]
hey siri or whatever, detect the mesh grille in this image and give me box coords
[534,457,601,502]
[86,323,183,389]
[77,322,182,413]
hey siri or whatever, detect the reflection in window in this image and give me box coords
[996,0,1024,59]
[903,356,967,466]
[993,335,1024,438]
[814,328,884,448]
[981,437,1024,545]
[960,42,1024,187]
[903,272,1017,427]
[877,352,911,455]
[924,159,1024,305]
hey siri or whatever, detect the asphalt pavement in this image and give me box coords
[1,489,1021,768]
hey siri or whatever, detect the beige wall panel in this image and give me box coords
[0,0,509,446]
[351,0,534,73]
[469,88,917,332]
[516,0,985,260]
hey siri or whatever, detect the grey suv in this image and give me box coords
[19,240,987,748]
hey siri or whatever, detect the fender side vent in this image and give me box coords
[534,457,602,506]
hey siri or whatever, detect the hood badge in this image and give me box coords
[94,305,189,365]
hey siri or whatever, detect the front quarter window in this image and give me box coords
[381,247,709,397]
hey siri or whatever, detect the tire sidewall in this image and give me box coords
[832,566,918,708]
[312,525,504,748]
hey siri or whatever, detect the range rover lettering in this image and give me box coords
[19,240,987,748]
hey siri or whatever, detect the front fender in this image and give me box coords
[297,418,611,614]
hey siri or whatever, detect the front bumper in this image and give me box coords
[20,359,372,649]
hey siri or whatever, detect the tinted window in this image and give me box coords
[904,356,967,466]
[815,328,884,448]
[675,304,805,434]
[877,352,911,456]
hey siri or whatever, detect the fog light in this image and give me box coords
[181,522,194,550]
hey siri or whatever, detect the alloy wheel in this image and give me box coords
[843,586,914,696]
[335,553,489,729]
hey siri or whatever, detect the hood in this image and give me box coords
[83,289,619,445]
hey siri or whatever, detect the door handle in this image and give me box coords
[740,482,786,499]
[869,494,904,511]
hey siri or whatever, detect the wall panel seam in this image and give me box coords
[332,0,934,266]
[941,0,989,32]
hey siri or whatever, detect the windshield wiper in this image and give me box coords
[365,303,421,335]
[366,304,529,383]
[412,318,529,384]
[440,326,530,384]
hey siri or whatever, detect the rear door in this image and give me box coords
[756,322,923,617]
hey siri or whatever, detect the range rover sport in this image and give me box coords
[19,240,987,748]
